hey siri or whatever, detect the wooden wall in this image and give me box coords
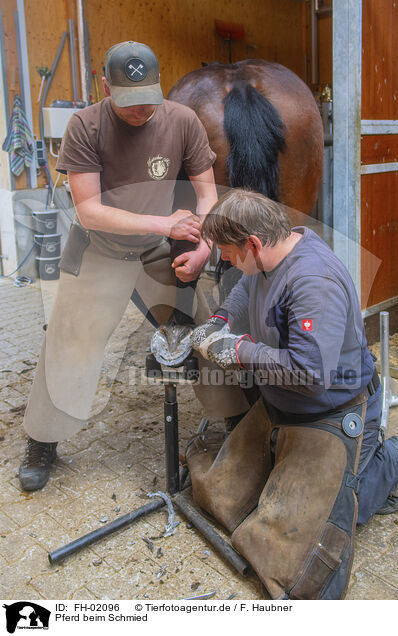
[361,0,398,308]
[0,0,306,190]
[0,0,78,188]
[361,172,398,307]
[362,0,398,119]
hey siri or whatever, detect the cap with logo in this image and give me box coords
[105,41,163,107]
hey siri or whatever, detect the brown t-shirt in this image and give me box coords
[56,97,216,251]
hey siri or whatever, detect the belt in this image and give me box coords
[325,367,380,414]
[271,367,380,425]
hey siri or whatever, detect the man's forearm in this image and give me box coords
[195,193,217,257]
[76,201,169,237]
[237,340,323,394]
[190,168,217,249]
[196,237,211,258]
[221,276,251,327]
[195,193,216,221]
[195,197,214,267]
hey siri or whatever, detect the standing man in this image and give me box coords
[18,41,248,491]
[189,189,398,599]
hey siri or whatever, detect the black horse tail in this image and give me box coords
[216,83,286,296]
[223,82,286,200]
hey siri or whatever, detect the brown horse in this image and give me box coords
[168,59,324,216]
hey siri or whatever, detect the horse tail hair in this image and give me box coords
[223,82,286,200]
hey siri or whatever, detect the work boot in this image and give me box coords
[19,437,58,491]
[225,411,248,434]
[376,485,398,515]
[376,435,398,515]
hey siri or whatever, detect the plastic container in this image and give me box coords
[34,233,61,258]
[32,209,59,234]
[35,256,60,280]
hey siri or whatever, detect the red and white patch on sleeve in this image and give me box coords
[302,319,313,331]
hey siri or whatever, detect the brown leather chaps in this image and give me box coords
[186,396,366,599]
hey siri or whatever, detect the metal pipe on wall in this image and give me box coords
[311,0,319,85]
[14,0,37,188]
[0,10,15,191]
[83,19,92,97]
[38,31,70,219]
[320,102,333,228]
[76,0,89,104]
[68,19,79,102]
[0,12,10,126]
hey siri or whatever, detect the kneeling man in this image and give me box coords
[189,189,398,600]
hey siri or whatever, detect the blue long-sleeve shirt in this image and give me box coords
[222,227,374,415]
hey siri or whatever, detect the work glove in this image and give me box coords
[191,310,230,350]
[193,328,254,370]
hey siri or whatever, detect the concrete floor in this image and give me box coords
[0,276,397,600]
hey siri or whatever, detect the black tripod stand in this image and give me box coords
[48,353,250,578]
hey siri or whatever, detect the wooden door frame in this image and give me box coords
[333,0,398,315]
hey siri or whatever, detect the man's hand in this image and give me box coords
[172,241,211,282]
[191,312,230,350]
[166,210,201,242]
[192,329,253,369]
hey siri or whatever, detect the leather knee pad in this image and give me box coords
[231,402,365,599]
[186,399,273,531]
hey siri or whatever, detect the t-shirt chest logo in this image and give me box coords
[147,156,170,180]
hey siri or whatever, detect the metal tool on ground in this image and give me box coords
[49,323,251,578]
[183,591,216,601]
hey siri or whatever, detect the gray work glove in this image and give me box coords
[191,311,230,350]
[206,332,253,369]
[193,328,253,370]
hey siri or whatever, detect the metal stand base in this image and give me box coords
[48,354,251,578]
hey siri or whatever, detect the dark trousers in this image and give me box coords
[357,384,398,523]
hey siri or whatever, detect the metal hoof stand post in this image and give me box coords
[380,311,398,432]
[49,353,251,577]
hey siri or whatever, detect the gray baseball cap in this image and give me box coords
[105,41,163,107]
